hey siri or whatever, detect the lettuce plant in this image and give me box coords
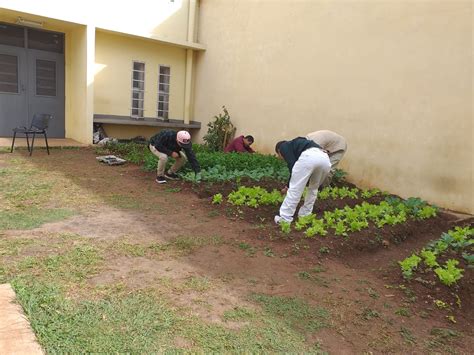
[434,259,464,286]
[399,254,422,279]
[212,193,223,205]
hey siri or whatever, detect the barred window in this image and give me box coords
[157,65,170,120]
[131,61,145,118]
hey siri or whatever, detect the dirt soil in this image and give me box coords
[2,148,473,354]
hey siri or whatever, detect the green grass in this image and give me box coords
[0,237,35,256]
[251,294,330,332]
[182,276,211,292]
[223,306,257,321]
[0,207,75,230]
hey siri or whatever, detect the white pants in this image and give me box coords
[279,148,331,222]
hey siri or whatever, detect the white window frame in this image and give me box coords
[157,64,171,120]
[131,61,145,118]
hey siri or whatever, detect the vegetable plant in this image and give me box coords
[280,221,291,234]
[420,249,438,268]
[212,193,223,205]
[399,254,422,279]
[434,259,464,286]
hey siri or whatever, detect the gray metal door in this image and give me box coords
[28,49,65,137]
[0,44,28,134]
[0,22,65,137]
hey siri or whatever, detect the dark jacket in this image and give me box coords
[279,137,322,184]
[224,135,254,153]
[149,130,200,173]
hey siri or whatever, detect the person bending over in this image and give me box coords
[274,137,331,224]
[224,135,255,153]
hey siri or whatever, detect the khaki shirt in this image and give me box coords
[306,130,347,154]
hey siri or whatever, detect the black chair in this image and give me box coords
[10,114,52,156]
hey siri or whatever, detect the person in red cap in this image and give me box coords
[149,130,200,184]
[224,135,255,153]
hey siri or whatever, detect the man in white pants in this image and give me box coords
[274,137,331,224]
[306,130,347,187]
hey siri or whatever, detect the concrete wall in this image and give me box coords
[194,0,473,213]
[65,25,94,144]
[0,0,192,45]
[94,31,187,119]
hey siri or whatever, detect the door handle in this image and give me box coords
[21,84,26,92]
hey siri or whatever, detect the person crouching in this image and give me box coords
[149,130,200,184]
[274,137,331,224]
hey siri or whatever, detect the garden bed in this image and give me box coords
[101,142,473,328]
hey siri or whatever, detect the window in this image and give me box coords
[131,61,145,118]
[157,65,170,120]
[0,54,19,93]
[28,29,64,53]
[36,59,56,96]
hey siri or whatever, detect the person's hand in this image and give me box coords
[281,186,288,194]
[171,152,179,159]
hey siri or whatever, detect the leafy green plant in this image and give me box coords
[280,221,291,234]
[332,169,347,183]
[420,249,438,268]
[203,106,235,151]
[304,220,327,238]
[434,260,464,286]
[399,254,422,279]
[227,186,284,208]
[212,193,223,205]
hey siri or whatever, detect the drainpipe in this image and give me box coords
[184,0,197,125]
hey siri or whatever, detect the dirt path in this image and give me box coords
[1,148,472,353]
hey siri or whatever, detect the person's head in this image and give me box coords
[275,141,286,159]
[176,130,192,148]
[243,135,254,148]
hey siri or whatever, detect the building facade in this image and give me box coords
[1,0,472,214]
[0,0,203,143]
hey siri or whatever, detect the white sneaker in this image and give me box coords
[274,215,282,224]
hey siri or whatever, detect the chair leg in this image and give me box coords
[30,133,36,156]
[10,131,17,153]
[44,132,50,155]
[25,133,30,153]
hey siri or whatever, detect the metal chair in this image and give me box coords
[10,114,52,156]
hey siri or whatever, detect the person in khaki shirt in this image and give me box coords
[306,130,347,187]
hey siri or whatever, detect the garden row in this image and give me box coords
[212,185,438,238]
[97,142,291,182]
[399,226,473,287]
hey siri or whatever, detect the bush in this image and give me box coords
[203,106,236,151]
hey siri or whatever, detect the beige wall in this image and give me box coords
[65,25,95,144]
[94,31,187,120]
[0,0,194,46]
[194,0,473,213]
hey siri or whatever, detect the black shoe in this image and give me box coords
[165,172,179,180]
[155,176,167,184]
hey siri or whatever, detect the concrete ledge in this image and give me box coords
[0,284,43,354]
[94,114,201,129]
[0,138,87,148]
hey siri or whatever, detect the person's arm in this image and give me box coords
[154,132,173,156]
[183,147,201,173]
[246,145,255,153]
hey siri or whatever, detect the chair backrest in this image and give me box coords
[31,114,53,131]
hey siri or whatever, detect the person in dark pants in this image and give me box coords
[224,135,255,153]
[149,130,200,184]
[274,137,331,224]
